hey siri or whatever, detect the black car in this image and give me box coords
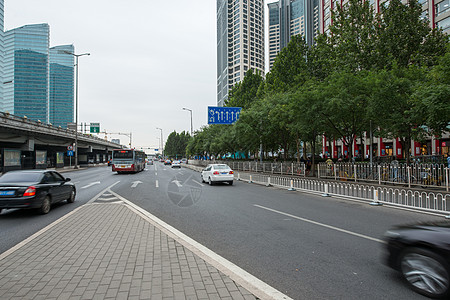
[384,220,450,299]
[0,170,76,215]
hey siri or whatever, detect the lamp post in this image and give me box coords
[156,127,163,158]
[182,107,193,136]
[62,50,90,169]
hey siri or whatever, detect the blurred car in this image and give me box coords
[201,164,234,185]
[147,160,153,165]
[181,158,188,164]
[384,220,450,298]
[164,160,172,165]
[0,170,76,215]
[171,161,181,168]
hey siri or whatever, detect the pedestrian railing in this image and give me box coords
[235,172,450,215]
[318,162,449,191]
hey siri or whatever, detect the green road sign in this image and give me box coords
[90,123,100,133]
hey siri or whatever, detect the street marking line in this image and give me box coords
[81,181,101,189]
[107,190,292,300]
[155,180,159,188]
[0,181,121,262]
[192,179,204,187]
[254,204,385,244]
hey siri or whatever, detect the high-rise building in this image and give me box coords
[49,45,74,128]
[217,0,265,107]
[3,24,50,122]
[0,0,4,109]
[320,0,450,34]
[268,0,320,70]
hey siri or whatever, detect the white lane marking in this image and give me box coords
[73,181,81,184]
[81,181,101,189]
[254,205,385,244]
[131,181,142,188]
[155,180,159,188]
[107,190,292,300]
[171,180,182,187]
[192,179,204,187]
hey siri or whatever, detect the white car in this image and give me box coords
[201,164,234,185]
[171,161,181,168]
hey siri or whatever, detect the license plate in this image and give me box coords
[0,190,15,196]
[221,172,228,175]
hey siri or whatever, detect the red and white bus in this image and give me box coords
[111,149,146,173]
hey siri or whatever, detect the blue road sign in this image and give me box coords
[208,106,242,124]
[67,150,74,157]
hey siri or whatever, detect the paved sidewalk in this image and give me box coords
[0,190,289,300]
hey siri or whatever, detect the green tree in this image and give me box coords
[264,35,310,93]
[225,69,264,109]
[376,0,448,69]
[164,131,191,159]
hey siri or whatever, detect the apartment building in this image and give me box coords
[217,0,265,107]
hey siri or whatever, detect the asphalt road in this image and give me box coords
[0,163,442,299]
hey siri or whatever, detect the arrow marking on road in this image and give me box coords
[171,180,182,187]
[131,181,143,188]
[81,181,101,189]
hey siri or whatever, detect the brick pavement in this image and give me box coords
[0,190,291,300]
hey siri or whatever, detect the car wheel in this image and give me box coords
[208,177,214,186]
[67,188,76,203]
[38,196,51,215]
[228,181,233,185]
[201,175,205,183]
[400,247,450,298]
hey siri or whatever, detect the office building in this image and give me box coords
[49,45,75,128]
[0,0,4,108]
[3,24,50,122]
[268,0,320,69]
[321,0,450,34]
[217,0,265,107]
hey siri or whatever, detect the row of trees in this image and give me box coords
[186,0,449,164]
[164,131,191,159]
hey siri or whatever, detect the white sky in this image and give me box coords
[4,0,216,149]
[4,0,277,150]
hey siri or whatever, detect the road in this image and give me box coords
[0,163,442,299]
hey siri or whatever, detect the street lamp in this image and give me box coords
[182,107,193,136]
[156,127,163,158]
[62,50,90,169]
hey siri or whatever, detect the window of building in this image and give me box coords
[436,0,450,16]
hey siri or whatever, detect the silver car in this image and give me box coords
[201,164,234,185]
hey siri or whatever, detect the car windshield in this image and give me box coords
[214,165,229,170]
[0,172,42,183]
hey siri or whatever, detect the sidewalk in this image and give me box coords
[0,188,291,300]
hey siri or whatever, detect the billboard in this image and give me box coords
[208,106,242,125]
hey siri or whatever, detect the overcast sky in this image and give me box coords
[5,1,277,151]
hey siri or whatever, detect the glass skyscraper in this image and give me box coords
[3,24,50,122]
[0,0,4,109]
[268,0,319,69]
[50,45,74,128]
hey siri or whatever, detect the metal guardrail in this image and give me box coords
[317,162,449,191]
[235,172,450,216]
[184,163,450,216]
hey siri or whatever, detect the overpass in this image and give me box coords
[0,111,123,172]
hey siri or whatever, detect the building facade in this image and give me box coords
[216,0,265,107]
[320,0,450,34]
[49,45,75,128]
[3,24,50,122]
[268,0,320,69]
[0,0,4,109]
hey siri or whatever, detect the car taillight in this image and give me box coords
[24,186,36,197]
[213,171,219,175]
[229,171,234,174]
[131,164,135,171]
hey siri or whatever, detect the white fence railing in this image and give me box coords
[317,162,449,191]
[235,172,450,215]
